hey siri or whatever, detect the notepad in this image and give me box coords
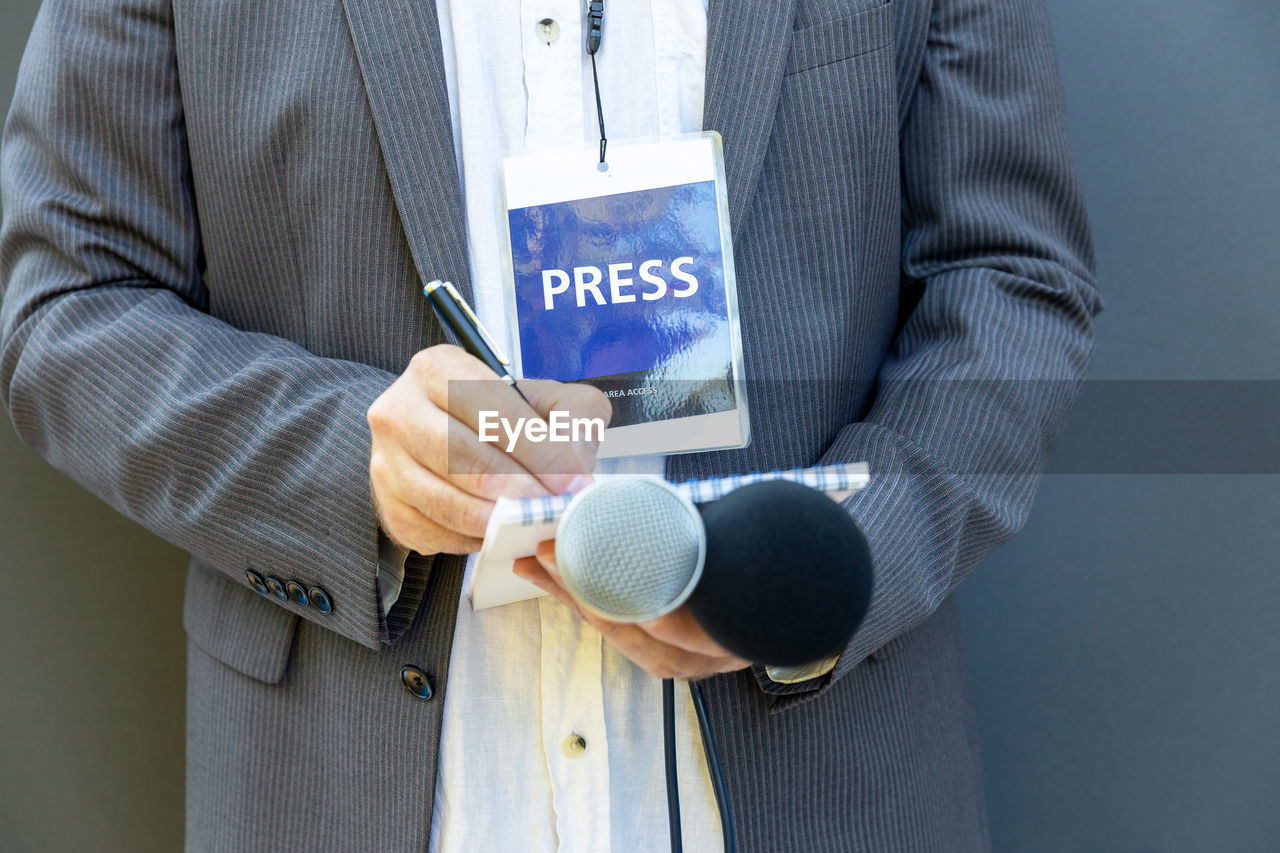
[469,462,870,610]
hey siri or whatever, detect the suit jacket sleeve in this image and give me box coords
[0,0,424,649]
[756,0,1103,703]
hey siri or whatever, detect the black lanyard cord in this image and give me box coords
[586,0,607,165]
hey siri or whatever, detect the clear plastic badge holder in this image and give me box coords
[499,131,749,458]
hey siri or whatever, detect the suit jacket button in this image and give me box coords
[400,665,433,700]
[285,580,309,607]
[264,576,288,602]
[308,586,333,614]
[245,570,269,596]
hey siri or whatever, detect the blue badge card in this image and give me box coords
[501,132,749,457]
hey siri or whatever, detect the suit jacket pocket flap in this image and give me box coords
[786,1,894,75]
[183,559,299,684]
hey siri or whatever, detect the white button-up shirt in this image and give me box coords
[427,2,721,851]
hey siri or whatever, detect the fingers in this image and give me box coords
[370,443,495,539]
[422,408,552,501]
[414,347,606,493]
[513,555,581,612]
[390,506,485,556]
[534,539,562,578]
[370,471,485,555]
[527,541,750,679]
[369,364,516,554]
[367,344,613,559]
[638,608,736,659]
[518,377,613,444]
[369,351,551,504]
[577,607,749,680]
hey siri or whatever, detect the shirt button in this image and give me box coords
[535,18,560,45]
[561,733,588,758]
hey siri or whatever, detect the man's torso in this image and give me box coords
[174,1,992,849]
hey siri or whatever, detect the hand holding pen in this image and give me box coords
[363,281,609,557]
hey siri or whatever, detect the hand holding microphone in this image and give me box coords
[520,542,752,680]
[515,477,875,677]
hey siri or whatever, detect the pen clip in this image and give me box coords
[438,280,512,369]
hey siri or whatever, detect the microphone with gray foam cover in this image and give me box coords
[556,478,707,623]
[555,477,874,667]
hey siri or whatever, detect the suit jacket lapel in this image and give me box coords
[340,0,474,303]
[339,0,798,299]
[703,0,799,242]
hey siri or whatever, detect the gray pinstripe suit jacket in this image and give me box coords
[1,0,1100,849]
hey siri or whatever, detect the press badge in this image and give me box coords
[499,132,749,458]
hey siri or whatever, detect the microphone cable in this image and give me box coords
[690,680,736,853]
[662,678,682,852]
[662,678,737,853]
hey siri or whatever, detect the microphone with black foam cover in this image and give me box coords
[554,477,874,667]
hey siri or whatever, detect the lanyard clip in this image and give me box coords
[586,1,604,55]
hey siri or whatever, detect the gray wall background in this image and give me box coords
[1,1,1276,851]
[956,3,1280,852]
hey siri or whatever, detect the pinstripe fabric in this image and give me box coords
[0,0,1099,850]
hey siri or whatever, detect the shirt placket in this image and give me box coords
[521,5,610,847]
[522,0,586,148]
[539,595,612,853]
